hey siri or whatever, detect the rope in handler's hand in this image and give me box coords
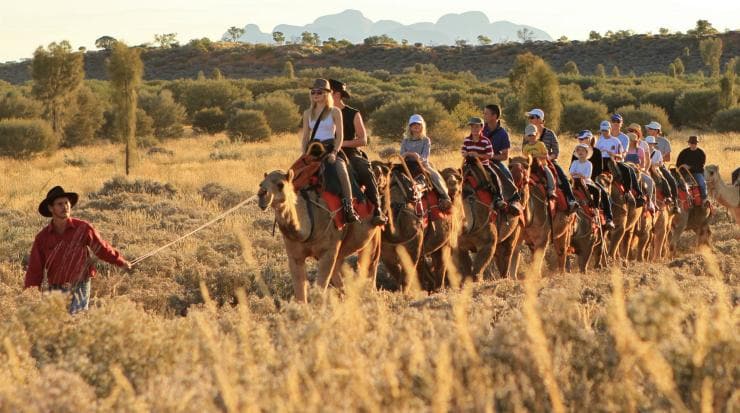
[129,194,258,267]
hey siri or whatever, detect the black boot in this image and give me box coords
[371,206,387,226]
[342,199,360,223]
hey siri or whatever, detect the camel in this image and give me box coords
[508,156,575,276]
[441,165,497,283]
[599,161,643,261]
[372,161,424,291]
[668,168,712,254]
[490,164,524,279]
[257,170,381,303]
[705,165,740,223]
[628,174,656,261]
[647,169,675,260]
[569,178,609,272]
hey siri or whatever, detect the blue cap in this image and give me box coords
[525,108,545,119]
[611,113,623,122]
[577,130,593,139]
[599,120,611,131]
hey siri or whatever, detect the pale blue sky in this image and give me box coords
[0,0,736,63]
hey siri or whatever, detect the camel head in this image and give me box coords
[371,161,391,193]
[705,165,719,183]
[258,170,294,210]
[441,168,462,199]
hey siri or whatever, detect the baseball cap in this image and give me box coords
[645,121,662,130]
[610,113,623,122]
[408,114,424,125]
[645,136,657,144]
[599,120,611,131]
[468,117,484,125]
[525,108,545,119]
[524,124,537,136]
[576,130,593,140]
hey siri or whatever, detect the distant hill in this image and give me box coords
[0,32,738,84]
[224,10,551,45]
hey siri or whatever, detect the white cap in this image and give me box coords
[645,121,662,130]
[525,108,545,119]
[408,114,424,125]
[524,124,538,136]
[599,120,611,131]
[577,130,593,139]
[645,136,657,144]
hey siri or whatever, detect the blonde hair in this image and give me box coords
[404,118,427,140]
[309,90,334,118]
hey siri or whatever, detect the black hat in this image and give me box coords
[328,79,351,99]
[38,186,78,217]
[687,135,700,144]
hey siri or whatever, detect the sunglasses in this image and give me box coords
[528,116,539,120]
[627,128,636,132]
[310,90,326,95]
[577,137,589,140]
[611,120,622,123]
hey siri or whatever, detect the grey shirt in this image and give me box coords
[401,137,431,164]
[656,136,671,158]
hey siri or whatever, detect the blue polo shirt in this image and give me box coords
[483,121,510,155]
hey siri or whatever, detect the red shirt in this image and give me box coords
[461,133,494,165]
[25,218,127,288]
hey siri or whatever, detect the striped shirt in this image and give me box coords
[461,134,493,165]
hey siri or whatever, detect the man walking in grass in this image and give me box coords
[25,186,132,313]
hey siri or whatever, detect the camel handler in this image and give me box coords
[329,78,387,226]
[24,186,133,313]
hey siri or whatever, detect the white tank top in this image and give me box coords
[309,111,335,142]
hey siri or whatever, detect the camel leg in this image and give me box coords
[316,246,341,293]
[288,256,309,303]
[457,249,474,283]
[471,239,496,281]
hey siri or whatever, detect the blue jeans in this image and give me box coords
[692,173,707,200]
[50,279,91,314]
[551,160,576,203]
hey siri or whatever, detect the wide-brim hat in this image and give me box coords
[328,78,351,99]
[309,78,331,92]
[687,135,699,144]
[627,123,642,133]
[645,136,657,144]
[574,143,593,159]
[38,186,78,217]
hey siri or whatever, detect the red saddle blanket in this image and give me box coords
[319,190,374,231]
[464,175,497,223]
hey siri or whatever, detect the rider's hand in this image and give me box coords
[327,153,337,164]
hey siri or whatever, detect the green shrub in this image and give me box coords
[369,96,449,141]
[0,92,43,120]
[139,89,186,138]
[432,90,464,111]
[355,91,402,119]
[180,80,249,117]
[561,100,608,133]
[252,93,301,133]
[226,110,271,142]
[63,86,105,147]
[641,89,681,123]
[136,108,154,138]
[193,107,227,135]
[450,100,479,128]
[559,83,584,106]
[674,88,720,127]
[711,107,740,132]
[597,89,636,112]
[0,118,58,157]
[563,61,579,75]
[613,104,673,133]
[428,118,463,150]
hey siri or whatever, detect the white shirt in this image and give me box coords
[649,148,663,167]
[569,160,593,184]
[309,112,335,142]
[596,135,624,158]
[638,140,651,169]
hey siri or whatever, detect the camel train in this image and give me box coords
[258,147,717,302]
[257,79,719,301]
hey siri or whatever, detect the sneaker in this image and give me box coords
[507,200,523,216]
[547,190,557,200]
[625,192,636,205]
[438,198,452,211]
[567,200,579,212]
[635,195,645,208]
[603,220,616,230]
[494,199,507,211]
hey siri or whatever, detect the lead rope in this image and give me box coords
[130,195,258,266]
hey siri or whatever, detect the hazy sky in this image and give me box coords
[0,0,736,62]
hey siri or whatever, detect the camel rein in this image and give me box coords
[130,195,258,266]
